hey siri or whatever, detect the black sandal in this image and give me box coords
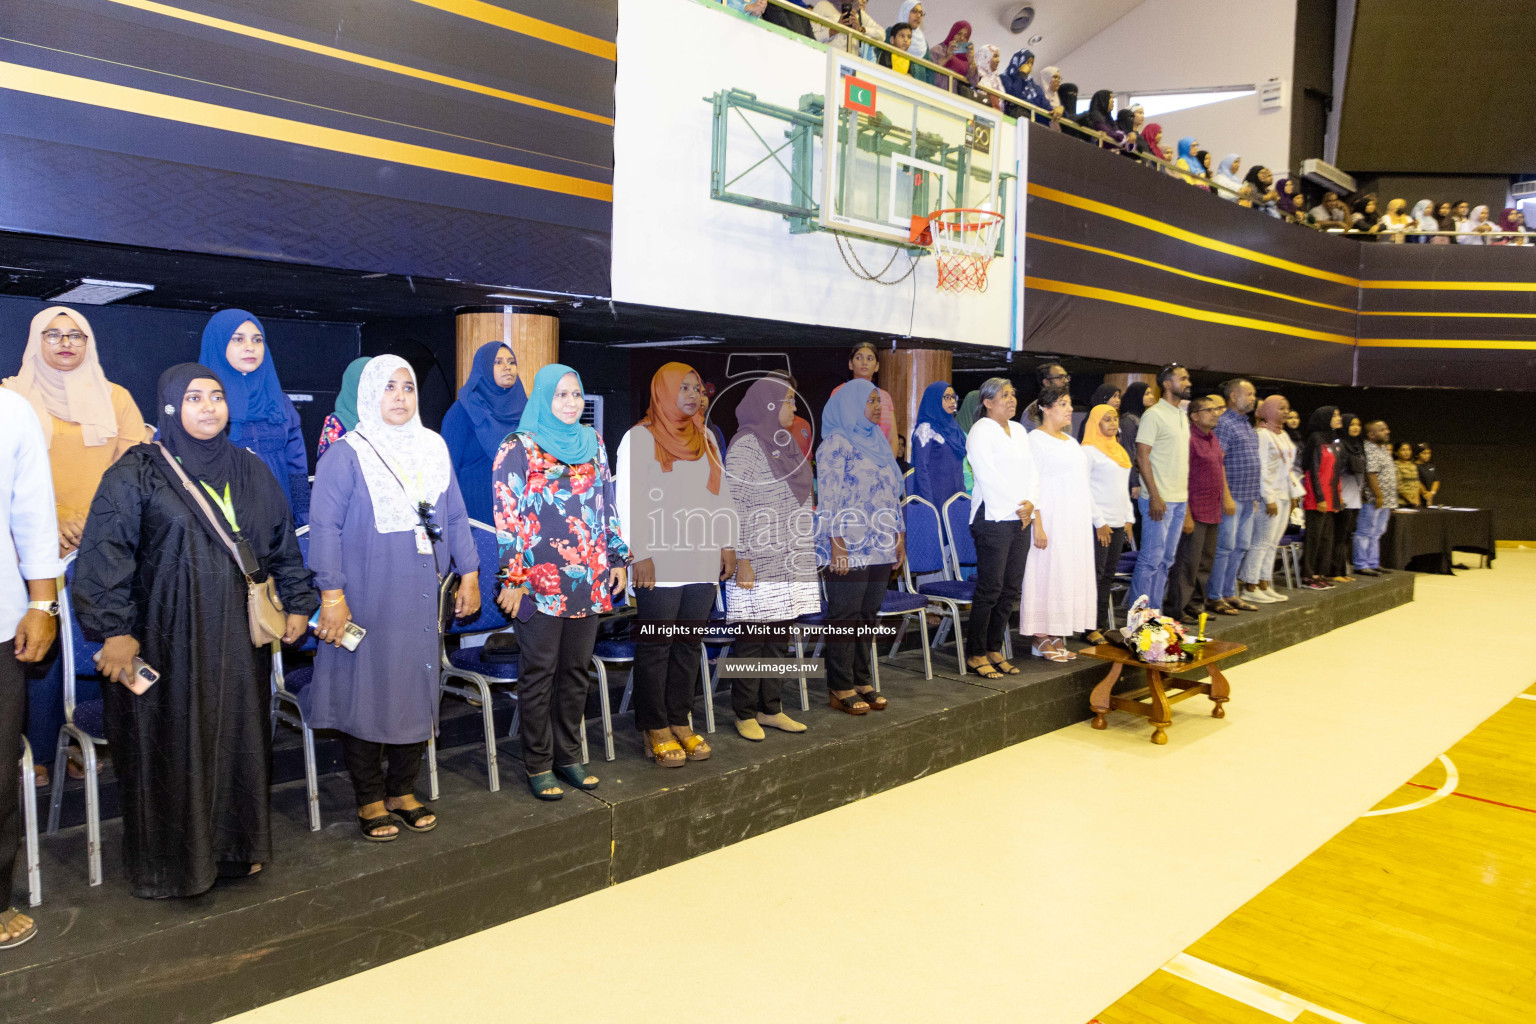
[969,658,1004,679]
[389,804,437,833]
[358,814,399,842]
[854,688,888,711]
[988,656,1021,675]
[828,692,870,715]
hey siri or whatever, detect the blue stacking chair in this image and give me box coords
[940,493,978,582]
[19,737,41,906]
[898,495,974,675]
[47,556,107,886]
[903,468,916,496]
[878,588,932,681]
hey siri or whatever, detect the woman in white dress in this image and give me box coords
[1020,386,1098,661]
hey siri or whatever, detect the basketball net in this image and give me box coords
[910,209,1005,293]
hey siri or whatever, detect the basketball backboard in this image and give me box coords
[820,49,1002,246]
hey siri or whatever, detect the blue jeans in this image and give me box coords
[1353,503,1391,569]
[1131,497,1187,613]
[1209,499,1259,600]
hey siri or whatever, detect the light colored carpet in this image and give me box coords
[223,553,1536,1024]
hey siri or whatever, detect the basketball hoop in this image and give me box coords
[910,208,1005,293]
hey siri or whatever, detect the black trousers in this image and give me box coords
[968,513,1031,656]
[1165,520,1219,619]
[633,583,714,731]
[1093,526,1128,631]
[1303,509,1337,579]
[729,621,788,721]
[340,734,426,806]
[1331,509,1358,576]
[821,563,890,694]
[516,611,599,774]
[1,642,21,898]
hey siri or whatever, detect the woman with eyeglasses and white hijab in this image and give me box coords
[307,355,479,843]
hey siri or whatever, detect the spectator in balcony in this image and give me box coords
[1457,205,1496,244]
[812,0,880,57]
[879,22,915,75]
[762,0,814,37]
[1114,108,1138,148]
[911,381,965,507]
[1378,198,1413,242]
[1211,154,1243,199]
[1038,65,1063,122]
[1056,83,1084,138]
[1432,201,1456,243]
[1078,90,1127,149]
[1197,150,1216,189]
[831,342,895,450]
[1244,166,1280,217]
[1274,177,1301,221]
[1497,208,1529,245]
[897,2,932,83]
[1453,200,1471,235]
[1349,194,1384,239]
[973,44,1004,109]
[727,0,769,14]
[1309,192,1350,230]
[1410,200,1438,243]
[1000,49,1047,117]
[928,21,973,96]
[1139,122,1169,162]
[1175,137,1205,188]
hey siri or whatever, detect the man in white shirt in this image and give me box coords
[1,388,64,950]
[1132,364,1191,613]
[1239,394,1296,603]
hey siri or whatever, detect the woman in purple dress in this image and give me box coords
[307,355,479,842]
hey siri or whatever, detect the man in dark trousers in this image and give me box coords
[1165,394,1235,624]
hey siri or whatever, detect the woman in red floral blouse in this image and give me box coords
[493,364,628,800]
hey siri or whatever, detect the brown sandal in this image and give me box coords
[675,731,712,761]
[646,732,687,768]
[854,687,888,711]
[828,691,870,715]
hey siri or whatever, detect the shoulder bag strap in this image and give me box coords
[154,442,257,580]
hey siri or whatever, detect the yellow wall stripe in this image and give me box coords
[407,0,616,61]
[1356,338,1536,350]
[103,0,613,125]
[0,62,611,202]
[1027,183,1363,288]
[1026,231,1359,315]
[1361,280,1536,292]
[1025,276,1356,345]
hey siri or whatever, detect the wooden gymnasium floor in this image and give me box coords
[222,551,1536,1024]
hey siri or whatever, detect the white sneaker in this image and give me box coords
[1243,588,1278,604]
[1261,587,1289,602]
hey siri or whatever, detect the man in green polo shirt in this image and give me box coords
[1131,363,1191,612]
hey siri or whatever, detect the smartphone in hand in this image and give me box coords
[127,657,159,695]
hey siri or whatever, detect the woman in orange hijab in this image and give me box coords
[615,362,739,766]
[1081,403,1135,644]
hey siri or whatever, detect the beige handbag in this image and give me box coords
[156,443,286,646]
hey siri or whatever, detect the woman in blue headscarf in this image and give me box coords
[1175,137,1207,189]
[441,342,528,524]
[910,381,966,507]
[815,379,904,716]
[493,364,629,800]
[199,309,310,524]
[999,49,1048,119]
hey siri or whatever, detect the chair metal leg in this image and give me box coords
[793,631,810,712]
[20,738,41,907]
[594,660,615,762]
[301,724,321,832]
[427,734,440,801]
[81,739,102,887]
[889,618,908,659]
[46,730,68,835]
[870,640,881,692]
[474,677,499,793]
[917,612,932,680]
[950,607,967,675]
[697,643,717,734]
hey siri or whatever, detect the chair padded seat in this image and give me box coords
[918,580,975,601]
[879,591,928,614]
[73,699,105,739]
[282,666,313,693]
[447,646,519,681]
[593,639,635,661]
[1115,551,1139,574]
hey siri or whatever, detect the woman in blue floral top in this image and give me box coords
[816,379,905,716]
[493,364,629,800]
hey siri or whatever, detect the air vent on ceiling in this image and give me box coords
[1009,5,1035,34]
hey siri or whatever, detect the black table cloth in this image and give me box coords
[1380,507,1497,574]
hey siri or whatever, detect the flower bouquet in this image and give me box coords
[1112,595,1189,664]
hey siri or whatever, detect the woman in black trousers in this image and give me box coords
[962,378,1040,678]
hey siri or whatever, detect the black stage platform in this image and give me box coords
[3,571,1413,1024]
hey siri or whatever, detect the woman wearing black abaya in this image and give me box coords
[73,364,316,898]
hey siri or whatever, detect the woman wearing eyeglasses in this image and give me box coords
[4,305,150,787]
[307,356,480,842]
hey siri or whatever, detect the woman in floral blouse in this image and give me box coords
[493,364,629,800]
[816,379,905,715]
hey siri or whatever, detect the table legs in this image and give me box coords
[1207,665,1230,719]
[1147,669,1172,745]
[1089,662,1123,730]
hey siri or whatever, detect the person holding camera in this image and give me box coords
[74,364,316,897]
[306,355,479,842]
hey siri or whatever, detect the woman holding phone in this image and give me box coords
[73,363,316,898]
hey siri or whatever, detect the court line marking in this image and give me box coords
[1515,693,1536,702]
[1359,755,1457,817]
[1162,953,1367,1023]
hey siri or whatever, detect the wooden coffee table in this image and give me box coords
[1079,640,1246,744]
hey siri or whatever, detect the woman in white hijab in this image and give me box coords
[307,354,480,842]
[1211,154,1244,199]
[897,1,931,82]
[5,304,148,786]
[1456,205,1496,244]
[974,44,1004,108]
[1410,199,1438,243]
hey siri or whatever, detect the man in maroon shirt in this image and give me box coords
[1165,394,1236,623]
